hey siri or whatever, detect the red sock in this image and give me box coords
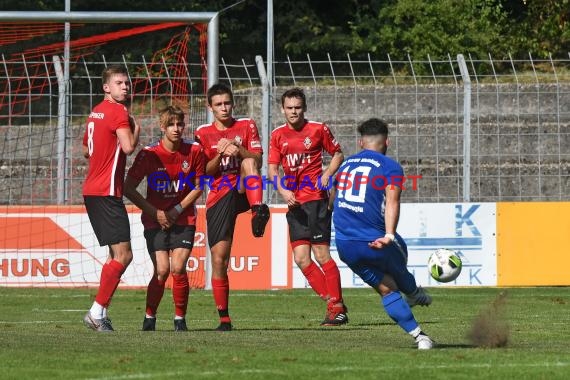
[145,275,166,316]
[301,261,328,301]
[245,175,262,206]
[172,273,189,318]
[211,277,230,322]
[95,260,125,308]
[321,259,343,305]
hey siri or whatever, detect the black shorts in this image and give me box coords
[206,189,250,248]
[84,196,130,246]
[286,198,332,245]
[144,225,196,254]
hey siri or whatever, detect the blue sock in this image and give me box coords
[382,291,419,333]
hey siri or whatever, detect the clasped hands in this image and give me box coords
[217,138,241,157]
[155,207,183,230]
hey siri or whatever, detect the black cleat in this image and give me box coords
[215,322,233,331]
[405,286,432,307]
[321,305,349,326]
[174,318,188,332]
[142,317,156,331]
[251,204,270,237]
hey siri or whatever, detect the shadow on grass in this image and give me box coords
[432,343,475,349]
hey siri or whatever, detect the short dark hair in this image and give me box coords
[357,118,389,136]
[207,83,233,105]
[102,65,129,84]
[281,87,306,110]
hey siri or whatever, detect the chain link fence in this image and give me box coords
[1,53,569,205]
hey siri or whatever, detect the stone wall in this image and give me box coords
[1,83,569,204]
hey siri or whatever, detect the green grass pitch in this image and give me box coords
[0,287,569,379]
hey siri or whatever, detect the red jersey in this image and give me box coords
[82,99,131,197]
[194,118,262,208]
[268,120,342,204]
[127,139,205,230]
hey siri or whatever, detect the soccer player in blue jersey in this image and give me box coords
[332,118,434,349]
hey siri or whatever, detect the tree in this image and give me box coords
[1,0,568,62]
[504,0,570,57]
[347,0,515,60]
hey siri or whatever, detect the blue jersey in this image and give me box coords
[333,149,404,241]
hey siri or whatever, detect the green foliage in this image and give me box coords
[348,0,514,60]
[1,0,569,62]
[273,0,360,58]
[506,0,570,58]
[1,287,570,379]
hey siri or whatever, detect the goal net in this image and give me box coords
[0,20,210,289]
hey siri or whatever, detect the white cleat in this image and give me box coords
[416,334,434,350]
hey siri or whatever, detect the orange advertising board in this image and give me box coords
[0,205,292,290]
[496,202,570,286]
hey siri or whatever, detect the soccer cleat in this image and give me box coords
[142,317,156,331]
[83,312,114,332]
[415,333,434,350]
[251,204,270,237]
[215,322,233,331]
[174,318,188,332]
[321,304,349,326]
[405,286,432,307]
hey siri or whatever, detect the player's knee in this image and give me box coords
[170,269,186,276]
[170,263,187,275]
[294,255,311,268]
[378,281,396,296]
[156,270,169,281]
[211,254,229,269]
[313,251,332,265]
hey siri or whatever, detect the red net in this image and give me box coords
[0,22,209,289]
[0,22,208,120]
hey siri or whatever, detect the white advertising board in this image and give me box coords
[293,203,497,289]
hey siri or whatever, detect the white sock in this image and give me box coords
[102,308,107,319]
[145,314,156,319]
[89,302,104,319]
[174,315,184,320]
[409,326,422,338]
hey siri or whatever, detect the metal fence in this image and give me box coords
[1,53,570,205]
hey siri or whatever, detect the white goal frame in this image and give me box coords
[0,11,219,87]
[0,11,219,289]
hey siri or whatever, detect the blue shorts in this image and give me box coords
[335,237,417,294]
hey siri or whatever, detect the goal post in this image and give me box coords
[0,11,219,203]
[0,11,219,92]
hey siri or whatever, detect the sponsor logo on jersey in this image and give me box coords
[89,112,105,119]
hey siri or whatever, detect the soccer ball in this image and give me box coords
[428,248,462,283]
